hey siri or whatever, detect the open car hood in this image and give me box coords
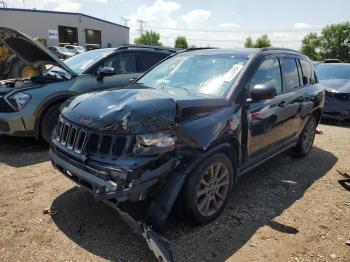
[0,27,75,76]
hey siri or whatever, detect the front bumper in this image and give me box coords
[323,96,350,120]
[50,148,179,202]
[0,112,29,136]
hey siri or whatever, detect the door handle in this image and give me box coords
[129,78,136,82]
[278,101,286,107]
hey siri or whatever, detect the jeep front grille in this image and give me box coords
[55,118,127,158]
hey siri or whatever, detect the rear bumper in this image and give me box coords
[50,148,179,202]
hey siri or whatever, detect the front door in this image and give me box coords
[92,52,140,90]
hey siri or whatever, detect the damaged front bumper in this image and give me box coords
[49,147,180,261]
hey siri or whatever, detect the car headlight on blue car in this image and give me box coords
[134,132,177,155]
[8,92,31,111]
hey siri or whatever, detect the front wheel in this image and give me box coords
[184,153,234,225]
[40,104,61,144]
[294,115,317,157]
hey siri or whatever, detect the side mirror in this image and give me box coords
[97,67,118,80]
[250,84,277,100]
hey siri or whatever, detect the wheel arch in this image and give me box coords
[34,93,77,139]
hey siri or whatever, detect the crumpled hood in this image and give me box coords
[61,88,229,135]
[320,79,350,93]
[0,27,75,75]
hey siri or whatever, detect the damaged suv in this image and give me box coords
[50,48,324,261]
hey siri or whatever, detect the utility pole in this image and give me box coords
[0,1,8,8]
[137,20,146,36]
[120,16,130,27]
[22,0,25,9]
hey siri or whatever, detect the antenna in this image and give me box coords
[120,16,130,27]
[137,20,146,36]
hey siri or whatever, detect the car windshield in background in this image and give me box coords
[57,47,68,52]
[63,50,112,74]
[76,46,85,51]
[137,53,246,97]
[315,64,350,80]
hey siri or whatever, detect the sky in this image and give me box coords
[5,0,350,49]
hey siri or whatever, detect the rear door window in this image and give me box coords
[136,51,169,72]
[249,58,282,94]
[282,58,300,91]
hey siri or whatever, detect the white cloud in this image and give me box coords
[180,9,211,29]
[293,22,311,29]
[219,22,240,28]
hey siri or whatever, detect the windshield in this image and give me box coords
[315,64,350,80]
[63,50,112,74]
[57,47,68,52]
[136,53,246,97]
[76,46,85,51]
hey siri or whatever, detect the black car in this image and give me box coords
[315,63,350,120]
[50,48,324,261]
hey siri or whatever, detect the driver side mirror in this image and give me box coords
[97,67,120,80]
[250,84,277,100]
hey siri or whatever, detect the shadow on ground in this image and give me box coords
[0,135,48,167]
[51,147,337,262]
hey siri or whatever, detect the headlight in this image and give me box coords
[134,132,177,155]
[9,92,31,111]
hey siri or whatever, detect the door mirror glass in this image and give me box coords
[251,84,277,100]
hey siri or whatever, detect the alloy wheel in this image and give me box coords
[195,162,230,217]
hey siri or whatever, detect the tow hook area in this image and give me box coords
[104,200,174,262]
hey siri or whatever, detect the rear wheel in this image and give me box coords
[294,115,317,157]
[40,104,61,144]
[184,153,233,225]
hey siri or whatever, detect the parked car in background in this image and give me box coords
[315,63,350,120]
[64,45,86,54]
[48,46,75,59]
[0,27,176,143]
[50,47,324,261]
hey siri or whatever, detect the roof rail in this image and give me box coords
[184,47,218,52]
[260,47,303,54]
[116,44,177,53]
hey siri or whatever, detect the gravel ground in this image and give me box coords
[0,123,349,261]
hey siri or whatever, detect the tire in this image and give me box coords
[294,115,317,157]
[40,104,61,144]
[183,153,234,225]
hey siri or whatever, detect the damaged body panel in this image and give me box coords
[50,48,324,261]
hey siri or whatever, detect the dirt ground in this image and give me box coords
[0,123,349,262]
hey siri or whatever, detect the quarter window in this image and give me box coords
[282,58,300,91]
[300,60,315,85]
[249,58,282,94]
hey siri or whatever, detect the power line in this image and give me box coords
[120,16,130,27]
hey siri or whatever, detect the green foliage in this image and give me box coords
[244,35,271,48]
[300,22,350,62]
[244,37,253,48]
[134,31,162,46]
[300,33,322,61]
[174,36,188,49]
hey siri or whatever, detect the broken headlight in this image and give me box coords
[8,92,31,111]
[134,132,177,154]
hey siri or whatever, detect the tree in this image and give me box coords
[244,37,253,48]
[300,22,350,62]
[254,34,271,48]
[300,32,322,61]
[174,36,188,49]
[320,22,350,62]
[244,35,271,48]
[134,31,162,46]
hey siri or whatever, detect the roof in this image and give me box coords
[0,7,129,29]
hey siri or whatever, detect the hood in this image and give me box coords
[61,88,228,133]
[0,27,75,76]
[320,79,350,93]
